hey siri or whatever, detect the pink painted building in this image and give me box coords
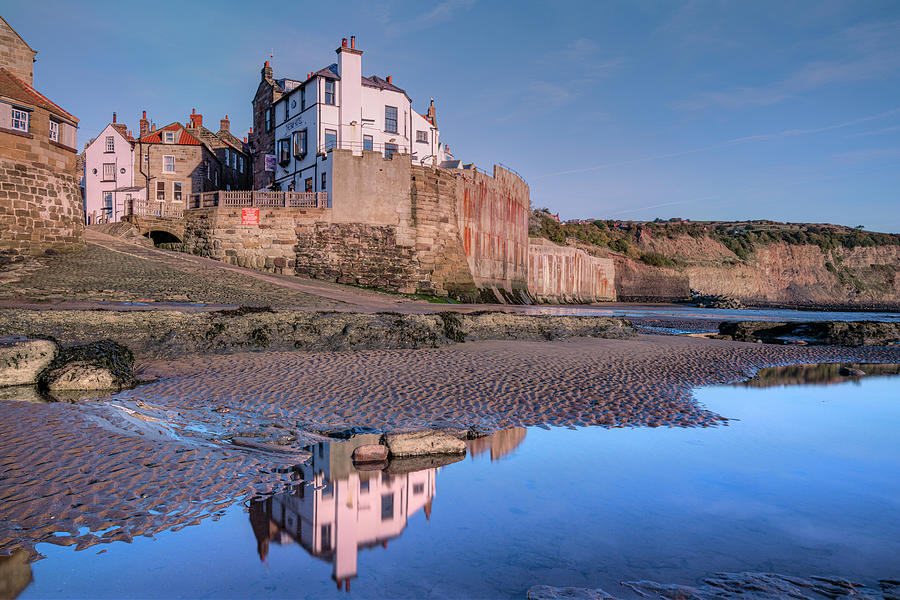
[82,114,144,223]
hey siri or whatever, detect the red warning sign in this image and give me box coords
[241,207,259,225]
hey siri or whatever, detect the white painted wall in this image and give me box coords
[83,123,141,223]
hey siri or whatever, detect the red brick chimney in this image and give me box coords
[189,108,203,129]
[139,110,149,138]
[220,115,230,133]
[112,112,117,123]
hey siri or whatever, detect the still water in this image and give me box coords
[15,369,900,599]
[530,303,900,324]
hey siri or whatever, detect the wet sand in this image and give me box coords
[2,334,899,561]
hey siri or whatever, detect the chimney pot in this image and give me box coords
[386,75,392,84]
[351,36,356,49]
[342,37,348,48]
[112,112,117,123]
[249,126,253,134]
[265,60,269,67]
[142,110,147,119]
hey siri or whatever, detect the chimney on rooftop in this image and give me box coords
[151,122,156,132]
[220,115,230,133]
[139,110,149,138]
[249,126,253,134]
[127,130,132,138]
[112,112,117,123]
[386,75,392,84]
[350,36,356,49]
[261,60,274,83]
[189,108,203,129]
[342,37,348,48]
[427,98,436,126]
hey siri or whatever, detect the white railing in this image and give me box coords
[130,199,184,219]
[189,190,328,209]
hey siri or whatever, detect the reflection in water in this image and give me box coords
[249,429,526,589]
[738,363,900,388]
[467,427,527,461]
[0,550,33,600]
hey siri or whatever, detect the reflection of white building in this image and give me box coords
[272,36,453,194]
[250,436,435,589]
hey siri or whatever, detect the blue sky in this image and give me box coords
[5,0,899,232]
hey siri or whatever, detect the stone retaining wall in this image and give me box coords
[0,158,83,263]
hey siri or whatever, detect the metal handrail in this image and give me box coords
[188,190,328,209]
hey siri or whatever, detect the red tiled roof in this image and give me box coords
[136,122,201,145]
[0,67,78,123]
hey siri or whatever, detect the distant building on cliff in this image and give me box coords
[0,15,82,262]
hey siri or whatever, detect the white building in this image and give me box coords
[82,114,144,223]
[272,36,450,195]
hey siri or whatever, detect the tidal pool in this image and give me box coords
[13,370,900,599]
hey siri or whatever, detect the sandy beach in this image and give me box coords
[2,333,899,562]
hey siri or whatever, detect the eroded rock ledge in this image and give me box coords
[0,309,635,357]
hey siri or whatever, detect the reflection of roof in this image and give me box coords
[137,122,201,145]
[0,67,78,123]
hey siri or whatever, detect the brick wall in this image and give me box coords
[133,142,215,207]
[527,238,616,303]
[0,18,36,86]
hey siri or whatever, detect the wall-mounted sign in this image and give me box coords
[284,116,307,133]
[265,154,276,172]
[241,207,259,225]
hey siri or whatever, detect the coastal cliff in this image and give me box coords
[531,211,900,308]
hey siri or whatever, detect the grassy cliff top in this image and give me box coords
[530,209,900,264]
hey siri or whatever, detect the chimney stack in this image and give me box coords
[261,60,274,82]
[249,126,253,134]
[127,130,132,138]
[386,75,392,84]
[427,98,436,126]
[350,36,356,49]
[112,112,117,123]
[151,122,156,132]
[139,110,149,138]
[189,108,203,129]
[220,115,230,133]
[342,37,348,48]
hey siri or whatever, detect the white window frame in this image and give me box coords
[416,130,428,143]
[105,135,114,152]
[163,155,176,173]
[11,107,29,132]
[102,192,113,211]
[156,181,166,201]
[164,131,175,143]
[102,163,116,181]
[49,120,59,142]
[384,106,398,133]
[173,182,183,202]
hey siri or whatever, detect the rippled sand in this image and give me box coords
[2,334,899,560]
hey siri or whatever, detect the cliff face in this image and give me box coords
[646,235,900,308]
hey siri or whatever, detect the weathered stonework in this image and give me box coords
[528,238,616,303]
[0,158,83,262]
[0,17,35,86]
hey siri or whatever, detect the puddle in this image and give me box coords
[11,374,900,599]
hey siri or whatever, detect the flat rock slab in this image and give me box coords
[352,444,388,463]
[0,337,57,386]
[383,431,467,458]
[527,586,615,600]
[384,454,465,475]
[45,361,118,391]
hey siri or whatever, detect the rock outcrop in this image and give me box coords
[0,336,57,386]
[0,309,636,358]
[719,320,900,346]
[37,340,136,392]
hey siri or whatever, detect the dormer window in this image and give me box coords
[164,131,175,143]
[11,108,28,132]
[105,135,114,152]
[325,80,335,105]
[49,120,59,142]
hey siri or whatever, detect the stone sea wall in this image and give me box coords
[0,158,84,263]
[613,255,691,302]
[527,238,616,303]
